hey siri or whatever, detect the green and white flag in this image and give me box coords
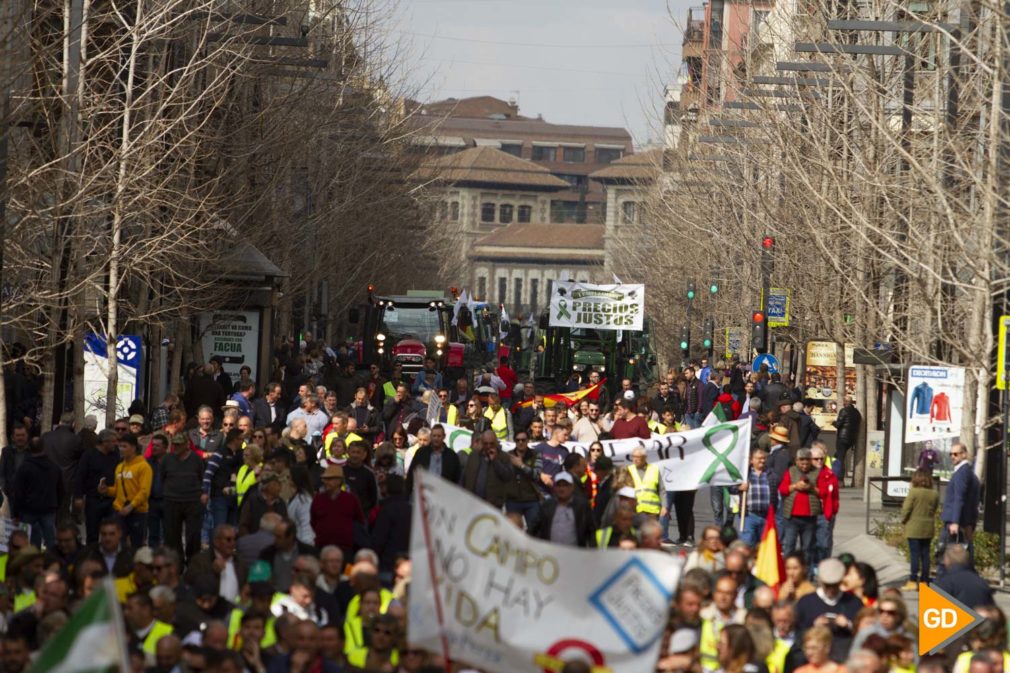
[29,580,129,673]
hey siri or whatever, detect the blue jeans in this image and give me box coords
[833,443,850,481]
[814,515,835,566]
[147,499,164,548]
[121,512,148,549]
[209,495,233,530]
[659,492,676,541]
[685,412,702,429]
[23,513,55,549]
[908,537,932,583]
[505,501,540,531]
[710,486,728,526]
[738,512,766,547]
[782,515,817,568]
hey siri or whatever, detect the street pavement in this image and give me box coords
[669,484,1010,617]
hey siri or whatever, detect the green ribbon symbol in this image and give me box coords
[556,299,572,320]
[448,428,472,451]
[699,423,744,484]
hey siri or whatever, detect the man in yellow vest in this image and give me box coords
[698,575,745,671]
[434,388,458,425]
[124,591,174,662]
[627,447,666,519]
[483,393,513,441]
[323,411,363,457]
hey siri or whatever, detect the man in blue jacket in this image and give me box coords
[940,442,980,567]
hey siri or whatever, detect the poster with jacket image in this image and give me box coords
[905,366,964,443]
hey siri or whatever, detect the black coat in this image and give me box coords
[761,382,788,413]
[370,494,411,573]
[12,453,63,518]
[186,373,225,417]
[833,405,862,447]
[534,497,597,548]
[933,565,994,609]
[259,540,317,566]
[41,425,83,497]
[406,446,462,493]
[251,397,286,433]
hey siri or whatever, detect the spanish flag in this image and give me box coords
[511,379,605,412]
[753,506,785,592]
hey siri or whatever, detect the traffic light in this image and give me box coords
[686,281,696,301]
[752,310,767,354]
[703,318,714,352]
[709,281,719,295]
[761,236,775,282]
[679,325,690,354]
[761,236,775,251]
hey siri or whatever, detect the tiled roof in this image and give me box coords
[420,96,526,119]
[410,114,632,142]
[412,147,569,189]
[589,149,663,182]
[474,223,605,250]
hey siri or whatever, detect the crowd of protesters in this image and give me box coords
[0,340,997,673]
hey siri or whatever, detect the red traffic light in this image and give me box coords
[367,284,375,294]
[753,311,765,323]
[761,236,775,250]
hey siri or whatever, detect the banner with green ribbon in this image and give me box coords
[438,417,751,491]
[548,280,645,332]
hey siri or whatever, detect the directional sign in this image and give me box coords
[998,315,1010,390]
[764,288,791,328]
[919,582,983,655]
[752,353,779,374]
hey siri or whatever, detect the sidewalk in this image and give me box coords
[677,485,1010,616]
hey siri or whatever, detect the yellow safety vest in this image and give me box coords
[260,616,277,649]
[444,404,458,426]
[14,590,35,613]
[236,465,258,507]
[227,608,243,649]
[115,574,138,603]
[325,432,364,457]
[955,651,1010,673]
[825,455,835,469]
[484,406,508,441]
[699,619,720,672]
[142,621,174,656]
[628,464,661,515]
[344,616,365,653]
[595,527,637,548]
[345,588,394,621]
[766,638,791,673]
[346,647,399,669]
[0,554,8,582]
[647,420,667,435]
[383,381,397,400]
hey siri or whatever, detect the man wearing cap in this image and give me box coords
[40,411,82,525]
[795,558,863,663]
[657,628,700,673]
[238,470,288,537]
[596,502,637,548]
[311,464,364,558]
[765,425,792,519]
[534,472,596,548]
[774,392,802,452]
[114,547,156,603]
[161,432,205,561]
[75,428,121,545]
[610,399,650,440]
[12,438,62,549]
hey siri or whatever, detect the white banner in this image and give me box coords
[198,311,261,382]
[409,472,681,673]
[439,418,751,491]
[548,281,644,331]
[905,365,965,443]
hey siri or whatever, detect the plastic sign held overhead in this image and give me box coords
[918,583,984,656]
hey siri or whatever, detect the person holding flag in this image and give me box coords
[730,448,772,547]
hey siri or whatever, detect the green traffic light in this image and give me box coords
[703,339,712,348]
[680,341,688,350]
[710,284,718,294]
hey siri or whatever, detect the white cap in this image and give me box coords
[623,390,636,400]
[554,472,575,485]
[617,486,637,499]
[668,628,699,653]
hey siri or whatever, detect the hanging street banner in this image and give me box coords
[439,417,750,491]
[763,288,791,328]
[906,366,965,444]
[549,281,644,331]
[83,333,142,421]
[409,472,682,673]
[724,327,745,360]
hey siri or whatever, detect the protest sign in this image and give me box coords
[409,472,681,673]
[439,417,751,491]
[548,281,644,331]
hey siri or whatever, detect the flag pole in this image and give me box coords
[414,471,453,673]
[105,576,132,673]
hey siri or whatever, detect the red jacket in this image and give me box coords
[778,468,830,517]
[717,393,742,420]
[817,467,840,520]
[310,491,365,550]
[497,365,518,401]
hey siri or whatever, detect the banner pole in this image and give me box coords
[415,471,453,672]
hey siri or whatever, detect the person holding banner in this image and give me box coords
[729,448,771,548]
[627,446,665,520]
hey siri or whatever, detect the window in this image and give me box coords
[530,279,539,312]
[546,279,554,303]
[481,203,496,223]
[517,205,532,223]
[500,143,522,157]
[595,147,623,164]
[477,276,487,300]
[449,201,460,221]
[499,204,514,224]
[532,146,557,161]
[513,278,523,310]
[563,147,585,163]
[498,277,507,305]
[622,201,638,224]
[551,201,580,223]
